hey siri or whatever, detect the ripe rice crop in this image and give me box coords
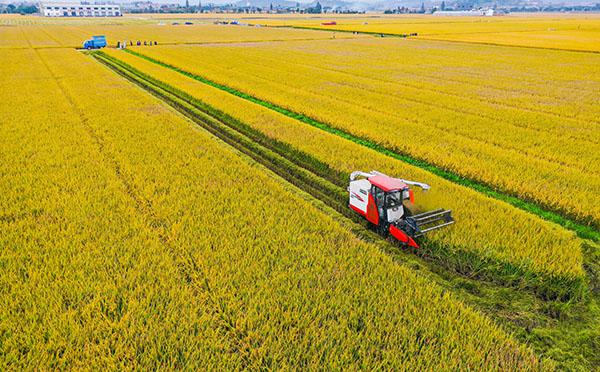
[127,40,600,228]
[252,14,600,52]
[0,16,363,49]
[0,47,549,369]
[0,48,241,369]
[103,48,586,296]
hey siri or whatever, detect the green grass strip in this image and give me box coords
[274,25,600,55]
[123,48,599,243]
[287,25,409,38]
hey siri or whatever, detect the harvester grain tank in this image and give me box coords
[348,171,454,247]
[83,35,107,50]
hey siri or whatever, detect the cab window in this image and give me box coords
[372,186,384,206]
[385,190,402,208]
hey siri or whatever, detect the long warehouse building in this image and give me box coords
[40,2,122,17]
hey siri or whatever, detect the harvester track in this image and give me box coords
[120,48,600,243]
[92,52,355,219]
[91,50,588,301]
[91,51,600,369]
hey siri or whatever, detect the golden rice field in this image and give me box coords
[125,39,600,228]
[0,46,549,369]
[249,13,600,52]
[105,47,585,282]
[0,17,362,49]
[1,12,599,370]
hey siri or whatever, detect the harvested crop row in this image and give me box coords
[104,48,586,299]
[126,41,600,228]
[1,47,548,369]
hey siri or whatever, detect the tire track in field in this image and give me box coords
[288,25,600,55]
[92,51,593,303]
[17,25,33,49]
[119,48,600,241]
[209,39,600,108]
[418,36,600,55]
[37,27,64,47]
[34,48,258,369]
[229,51,600,143]
[90,53,600,370]
[196,44,600,128]
[267,34,600,99]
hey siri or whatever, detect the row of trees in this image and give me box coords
[128,1,347,15]
[1,3,38,14]
[386,1,600,14]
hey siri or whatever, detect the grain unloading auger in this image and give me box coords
[348,171,454,248]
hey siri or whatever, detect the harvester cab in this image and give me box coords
[348,170,454,248]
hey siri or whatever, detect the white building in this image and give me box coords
[433,9,495,16]
[40,2,122,17]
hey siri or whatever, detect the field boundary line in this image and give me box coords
[279,25,600,54]
[418,35,600,54]
[121,48,599,242]
[226,50,600,129]
[155,35,364,46]
[188,54,595,171]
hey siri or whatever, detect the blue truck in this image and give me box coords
[83,35,107,50]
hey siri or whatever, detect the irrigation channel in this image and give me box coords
[91,50,600,369]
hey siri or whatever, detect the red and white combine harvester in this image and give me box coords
[348,171,454,248]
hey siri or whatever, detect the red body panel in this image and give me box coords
[368,175,407,192]
[389,225,419,248]
[350,203,366,217]
[366,193,379,225]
